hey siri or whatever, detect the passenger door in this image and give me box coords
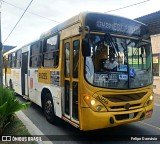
[63,36,80,123]
[29,42,42,103]
[21,52,28,95]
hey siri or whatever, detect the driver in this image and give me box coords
[103,58,118,70]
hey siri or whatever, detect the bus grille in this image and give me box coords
[101,92,147,111]
[110,103,141,110]
[102,92,147,102]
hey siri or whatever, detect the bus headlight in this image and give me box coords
[91,100,95,105]
[84,95,107,112]
[144,95,154,106]
[150,95,153,101]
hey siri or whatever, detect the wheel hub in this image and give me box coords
[45,100,52,115]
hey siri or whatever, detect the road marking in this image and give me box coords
[154,103,160,107]
[139,121,160,131]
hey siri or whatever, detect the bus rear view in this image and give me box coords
[79,13,153,130]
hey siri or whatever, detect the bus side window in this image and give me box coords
[8,54,12,68]
[16,50,22,68]
[30,41,42,67]
[43,35,59,68]
[12,52,16,68]
[3,57,6,68]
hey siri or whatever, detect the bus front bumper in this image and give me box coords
[80,102,153,131]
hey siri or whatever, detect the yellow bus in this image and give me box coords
[3,12,153,130]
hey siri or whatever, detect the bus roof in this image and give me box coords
[3,45,21,56]
[39,13,82,39]
[40,12,148,39]
[3,12,148,56]
[3,38,39,56]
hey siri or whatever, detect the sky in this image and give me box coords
[1,0,160,47]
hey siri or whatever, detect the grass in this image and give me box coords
[2,115,37,144]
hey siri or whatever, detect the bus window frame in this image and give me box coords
[11,52,17,68]
[42,34,60,68]
[15,49,22,69]
[29,41,42,68]
[83,32,152,89]
[8,54,12,68]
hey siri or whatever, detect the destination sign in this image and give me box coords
[85,13,148,37]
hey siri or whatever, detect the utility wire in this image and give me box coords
[2,0,60,23]
[3,0,151,44]
[104,0,150,13]
[3,0,34,44]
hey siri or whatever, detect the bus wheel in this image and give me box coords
[43,93,56,124]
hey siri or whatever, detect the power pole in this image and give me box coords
[0,1,3,86]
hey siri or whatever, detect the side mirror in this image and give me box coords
[82,39,91,56]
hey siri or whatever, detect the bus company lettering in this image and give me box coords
[39,73,47,80]
[96,95,108,104]
[96,20,140,35]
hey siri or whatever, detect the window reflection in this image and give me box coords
[65,43,70,77]
[73,40,79,78]
[43,35,59,68]
[85,34,152,89]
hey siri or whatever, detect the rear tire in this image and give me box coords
[43,93,57,124]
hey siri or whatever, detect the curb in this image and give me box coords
[16,111,53,144]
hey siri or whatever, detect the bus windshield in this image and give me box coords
[85,34,153,89]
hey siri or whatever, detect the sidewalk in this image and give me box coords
[16,111,53,144]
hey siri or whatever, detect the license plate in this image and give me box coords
[129,113,134,119]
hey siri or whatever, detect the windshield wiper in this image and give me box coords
[104,33,119,57]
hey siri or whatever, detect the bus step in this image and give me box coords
[23,95,29,100]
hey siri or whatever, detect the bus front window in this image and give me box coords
[85,34,152,89]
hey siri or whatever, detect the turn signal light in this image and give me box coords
[84,95,90,100]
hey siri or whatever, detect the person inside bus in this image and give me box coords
[94,41,109,71]
[102,58,118,70]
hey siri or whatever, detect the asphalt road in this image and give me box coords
[17,94,160,144]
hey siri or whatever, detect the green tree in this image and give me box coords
[0,87,30,134]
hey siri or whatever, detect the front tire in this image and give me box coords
[43,93,57,124]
